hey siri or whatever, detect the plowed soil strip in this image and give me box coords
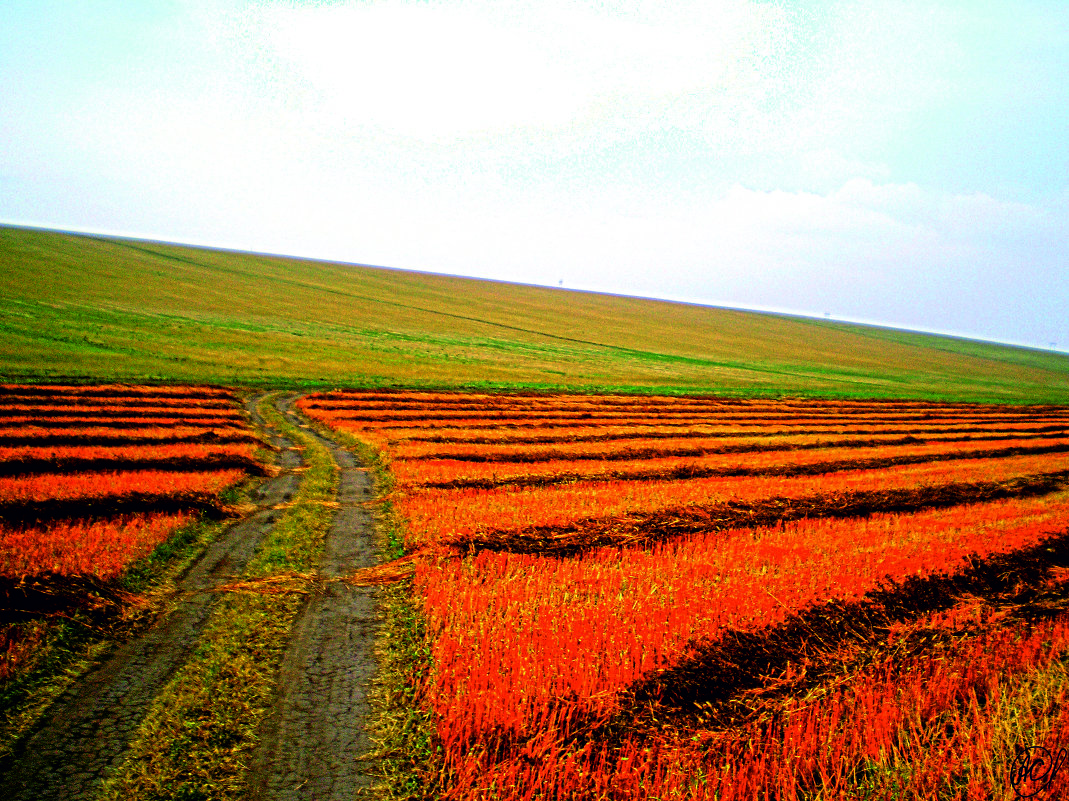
[463,469,1069,556]
[248,396,381,801]
[0,394,304,801]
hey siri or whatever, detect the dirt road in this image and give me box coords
[0,394,382,800]
[249,395,382,800]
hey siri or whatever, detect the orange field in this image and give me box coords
[0,385,260,582]
[303,390,1069,800]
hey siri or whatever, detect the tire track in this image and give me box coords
[249,395,382,801]
[0,393,304,801]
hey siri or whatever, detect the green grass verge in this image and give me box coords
[98,393,338,800]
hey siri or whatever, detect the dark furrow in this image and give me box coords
[0,431,262,448]
[343,417,1069,433]
[0,388,233,401]
[0,454,270,478]
[412,442,1069,490]
[385,424,1069,446]
[309,409,1067,424]
[0,408,243,420]
[462,470,1069,557]
[0,393,303,801]
[461,529,1069,768]
[0,418,243,430]
[400,434,1069,466]
[0,494,233,528]
[615,527,1069,731]
[0,398,237,410]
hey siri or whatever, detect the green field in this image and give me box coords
[3,224,1068,401]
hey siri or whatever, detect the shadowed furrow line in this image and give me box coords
[312,409,1068,425]
[0,408,243,420]
[0,418,244,430]
[460,469,1069,557]
[0,387,233,401]
[385,424,1069,446]
[0,454,271,478]
[613,527,1069,732]
[347,417,1069,433]
[414,442,1069,490]
[0,494,236,527]
[0,431,262,448]
[0,399,237,410]
[393,427,1069,459]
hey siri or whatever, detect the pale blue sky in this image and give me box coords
[2,1,1067,351]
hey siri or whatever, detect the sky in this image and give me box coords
[2,0,1067,351]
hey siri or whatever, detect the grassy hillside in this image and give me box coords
[2,224,1068,401]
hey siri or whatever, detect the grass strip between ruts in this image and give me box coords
[98,393,338,800]
[299,417,437,800]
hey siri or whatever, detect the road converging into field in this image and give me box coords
[1,393,382,801]
[248,395,381,801]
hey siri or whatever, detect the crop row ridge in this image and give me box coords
[454,469,1069,557]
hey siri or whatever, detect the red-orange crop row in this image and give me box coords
[0,404,243,418]
[308,390,1069,798]
[399,451,1069,548]
[0,425,251,443]
[416,491,1069,746]
[0,468,246,504]
[303,390,1060,415]
[388,437,1069,488]
[0,416,245,430]
[441,607,1069,800]
[0,512,195,580]
[384,427,1065,460]
[0,441,257,466]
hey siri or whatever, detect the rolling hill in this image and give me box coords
[2,224,1067,401]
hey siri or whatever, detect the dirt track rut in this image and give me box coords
[1,393,382,800]
[249,395,382,800]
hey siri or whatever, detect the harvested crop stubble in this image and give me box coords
[0,425,254,446]
[305,390,1069,800]
[441,607,1069,800]
[389,437,1069,489]
[0,443,268,478]
[415,491,1069,760]
[398,452,1069,548]
[0,512,195,580]
[386,430,1021,461]
[0,442,257,463]
[0,469,245,504]
[0,397,238,410]
[0,405,243,420]
[0,416,246,430]
[361,422,1069,449]
[0,384,234,399]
